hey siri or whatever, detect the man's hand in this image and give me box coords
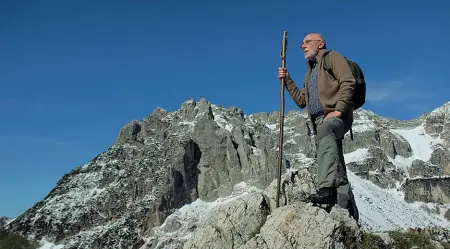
[325,111,342,119]
[278,68,291,81]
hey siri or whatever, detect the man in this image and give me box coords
[278,33,359,221]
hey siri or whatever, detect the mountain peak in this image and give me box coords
[430,101,450,116]
[4,97,450,249]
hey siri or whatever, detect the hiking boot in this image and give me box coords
[308,187,337,205]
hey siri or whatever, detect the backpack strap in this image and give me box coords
[323,50,355,141]
[322,50,335,79]
[322,50,331,68]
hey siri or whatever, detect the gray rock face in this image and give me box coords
[425,101,450,149]
[187,100,279,201]
[183,193,271,249]
[0,216,9,228]
[342,110,413,158]
[409,159,445,178]
[430,145,450,174]
[144,168,360,249]
[6,137,202,249]
[4,98,450,249]
[238,204,359,249]
[379,129,413,158]
[116,120,141,145]
[402,177,450,204]
[4,99,281,249]
[346,146,403,189]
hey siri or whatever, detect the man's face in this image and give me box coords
[301,35,324,60]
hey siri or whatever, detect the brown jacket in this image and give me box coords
[285,49,355,119]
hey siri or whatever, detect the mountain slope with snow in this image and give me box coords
[3,98,450,249]
[346,156,449,231]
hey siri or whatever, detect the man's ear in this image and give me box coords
[319,41,325,49]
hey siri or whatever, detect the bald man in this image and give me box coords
[278,33,359,221]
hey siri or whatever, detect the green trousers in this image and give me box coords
[312,112,359,221]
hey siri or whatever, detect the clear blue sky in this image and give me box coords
[1,1,449,217]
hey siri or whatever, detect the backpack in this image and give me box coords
[323,51,366,110]
[323,51,366,140]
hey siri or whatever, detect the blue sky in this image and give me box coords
[1,1,449,217]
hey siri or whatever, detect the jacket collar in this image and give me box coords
[316,49,330,61]
[306,49,330,68]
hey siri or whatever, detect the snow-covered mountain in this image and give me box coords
[0,216,13,228]
[3,98,450,249]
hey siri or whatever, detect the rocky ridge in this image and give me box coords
[0,217,10,229]
[3,98,450,249]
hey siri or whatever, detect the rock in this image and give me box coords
[379,130,413,158]
[5,137,202,249]
[190,105,279,202]
[5,98,450,249]
[409,159,444,178]
[116,120,142,145]
[378,232,394,246]
[346,146,402,189]
[183,193,270,249]
[239,204,360,249]
[262,168,317,211]
[425,101,450,149]
[402,177,450,204]
[180,99,199,121]
[182,168,360,249]
[0,216,9,228]
[129,238,145,249]
[430,146,450,174]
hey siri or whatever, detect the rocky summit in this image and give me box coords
[3,98,450,249]
[0,217,11,229]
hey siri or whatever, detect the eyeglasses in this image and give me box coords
[302,39,322,45]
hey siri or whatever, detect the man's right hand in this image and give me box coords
[278,68,290,81]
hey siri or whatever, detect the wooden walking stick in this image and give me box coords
[276,31,288,208]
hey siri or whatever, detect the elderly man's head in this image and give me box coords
[301,33,326,60]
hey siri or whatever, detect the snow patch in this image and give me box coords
[391,125,442,162]
[391,125,443,162]
[37,238,65,249]
[252,147,262,156]
[212,109,233,132]
[344,148,370,163]
[265,123,277,131]
[352,111,378,133]
[286,138,297,145]
[142,182,263,248]
[161,112,178,122]
[349,170,450,232]
[179,121,196,126]
[386,155,411,175]
[408,201,450,220]
[140,170,450,248]
[25,169,108,234]
[429,101,450,117]
[5,217,16,225]
[284,152,316,169]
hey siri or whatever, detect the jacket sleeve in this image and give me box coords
[329,51,356,114]
[285,78,307,109]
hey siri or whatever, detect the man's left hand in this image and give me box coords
[325,111,342,119]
